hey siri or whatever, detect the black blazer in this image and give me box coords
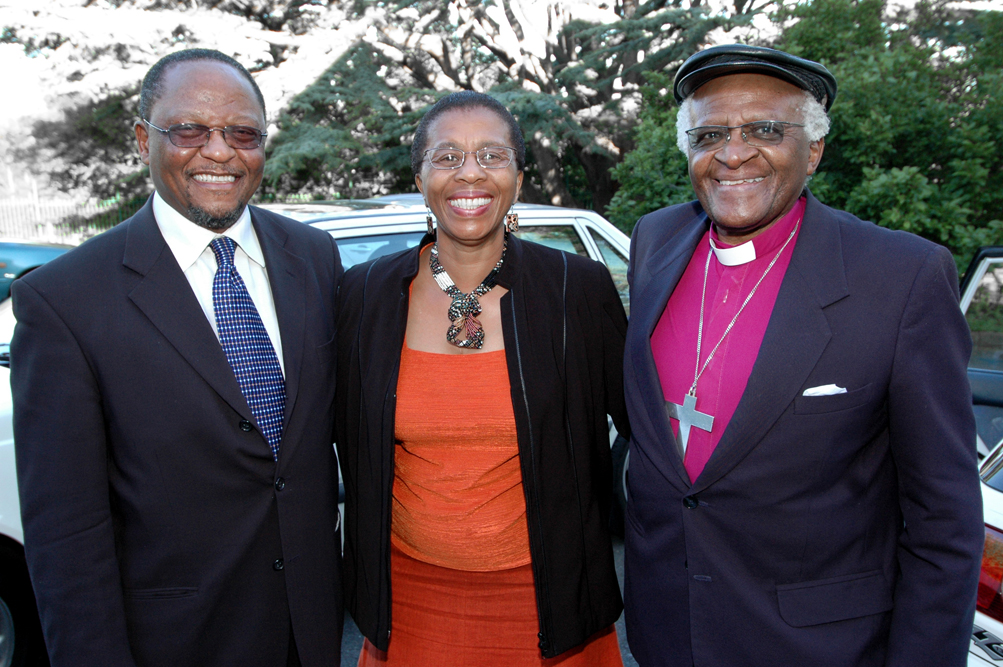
[622,192,983,666]
[335,234,630,658]
[11,199,344,667]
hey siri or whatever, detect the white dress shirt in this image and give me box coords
[153,192,285,376]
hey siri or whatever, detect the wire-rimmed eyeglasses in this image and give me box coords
[685,121,804,151]
[424,146,517,170]
[143,119,267,150]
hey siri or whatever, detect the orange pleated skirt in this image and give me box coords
[357,544,622,666]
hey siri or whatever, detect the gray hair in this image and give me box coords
[675,89,830,154]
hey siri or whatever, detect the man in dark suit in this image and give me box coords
[11,49,342,667]
[623,44,983,666]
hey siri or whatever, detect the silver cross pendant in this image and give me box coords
[666,392,714,452]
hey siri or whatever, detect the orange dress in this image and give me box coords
[357,344,622,667]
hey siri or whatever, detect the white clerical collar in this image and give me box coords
[152,192,264,271]
[709,234,756,266]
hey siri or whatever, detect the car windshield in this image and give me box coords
[335,233,425,269]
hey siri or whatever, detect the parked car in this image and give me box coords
[0,242,71,301]
[0,196,632,666]
[264,194,634,520]
[962,247,1003,665]
[0,299,45,667]
[264,194,631,313]
[5,201,1001,665]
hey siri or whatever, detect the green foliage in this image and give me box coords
[18,87,149,202]
[612,0,1003,267]
[265,0,739,211]
[791,1,1003,267]
[264,42,434,198]
[966,299,1003,334]
[606,72,693,231]
[773,0,885,65]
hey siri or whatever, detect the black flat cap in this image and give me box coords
[673,44,837,111]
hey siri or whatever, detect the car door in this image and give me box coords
[960,246,1003,459]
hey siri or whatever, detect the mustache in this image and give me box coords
[184,168,242,178]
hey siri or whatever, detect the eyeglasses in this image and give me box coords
[143,119,267,149]
[685,121,804,151]
[424,146,517,170]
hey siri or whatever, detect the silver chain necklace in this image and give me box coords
[691,218,801,395]
[665,217,800,451]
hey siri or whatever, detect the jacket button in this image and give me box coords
[239,419,253,432]
[274,477,285,491]
[272,558,284,571]
[683,496,699,509]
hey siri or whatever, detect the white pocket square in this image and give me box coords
[803,384,847,397]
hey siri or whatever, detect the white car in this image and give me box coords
[0,195,633,667]
[266,194,634,530]
[962,247,1003,665]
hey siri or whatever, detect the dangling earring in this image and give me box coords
[505,213,519,233]
[425,201,436,235]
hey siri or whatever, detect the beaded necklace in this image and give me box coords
[428,234,507,349]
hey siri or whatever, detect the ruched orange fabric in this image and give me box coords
[357,343,622,666]
[357,545,623,666]
[390,345,530,571]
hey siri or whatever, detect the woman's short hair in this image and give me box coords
[410,91,526,176]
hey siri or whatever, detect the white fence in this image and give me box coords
[0,198,120,245]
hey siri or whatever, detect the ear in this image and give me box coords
[415,173,424,196]
[515,170,523,202]
[135,120,151,166]
[806,137,824,176]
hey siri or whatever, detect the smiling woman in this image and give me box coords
[336,91,630,666]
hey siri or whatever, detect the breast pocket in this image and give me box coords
[794,383,877,415]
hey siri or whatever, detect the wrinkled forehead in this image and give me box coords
[153,60,265,122]
[690,73,807,124]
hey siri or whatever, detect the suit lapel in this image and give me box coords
[123,202,252,420]
[252,212,306,435]
[629,214,708,489]
[692,194,850,491]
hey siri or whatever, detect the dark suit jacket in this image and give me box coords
[11,198,344,667]
[623,193,983,667]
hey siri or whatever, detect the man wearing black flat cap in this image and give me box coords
[622,44,982,666]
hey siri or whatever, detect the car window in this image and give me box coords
[518,226,588,257]
[967,258,1003,372]
[334,233,425,269]
[983,438,1003,491]
[587,230,630,316]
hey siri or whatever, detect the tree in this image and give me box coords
[3,0,340,212]
[604,70,692,232]
[20,88,147,203]
[264,0,759,212]
[780,0,1003,265]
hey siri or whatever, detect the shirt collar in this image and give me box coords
[152,192,264,271]
[709,197,806,267]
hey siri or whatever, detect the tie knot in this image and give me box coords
[210,236,237,269]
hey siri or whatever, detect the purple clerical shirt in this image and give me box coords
[651,197,805,482]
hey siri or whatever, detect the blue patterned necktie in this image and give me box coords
[210,236,285,460]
